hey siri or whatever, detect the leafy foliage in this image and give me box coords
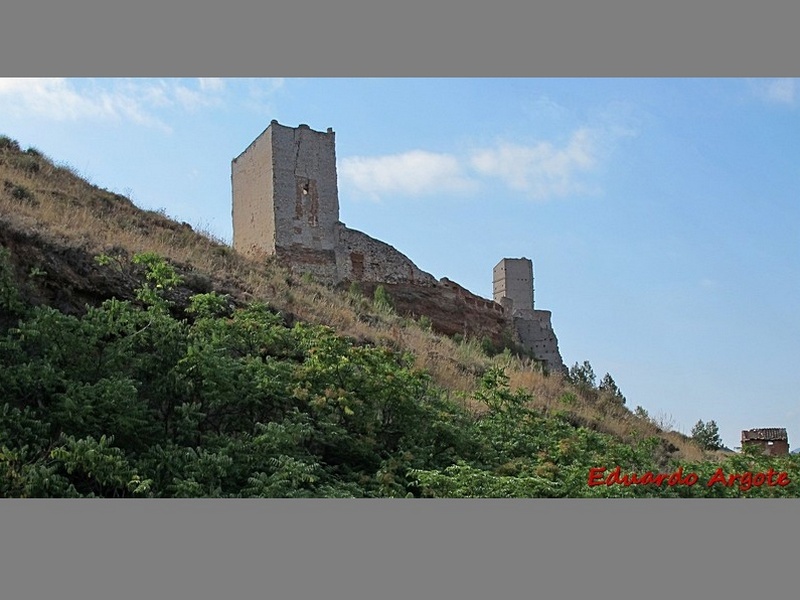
[691,419,723,450]
[1,247,798,497]
[372,284,394,314]
[598,373,626,405]
[568,360,596,389]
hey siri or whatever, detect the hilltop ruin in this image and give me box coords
[232,120,566,373]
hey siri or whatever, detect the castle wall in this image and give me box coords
[233,121,341,281]
[231,125,276,256]
[232,120,436,286]
[269,122,339,252]
[511,308,566,373]
[336,226,436,285]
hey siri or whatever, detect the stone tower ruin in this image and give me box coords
[232,120,436,286]
[493,257,534,313]
[232,120,341,282]
[493,257,565,373]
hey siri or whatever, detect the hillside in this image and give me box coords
[6,134,792,498]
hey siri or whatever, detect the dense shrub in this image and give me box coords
[1,247,797,497]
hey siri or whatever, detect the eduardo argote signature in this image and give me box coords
[588,466,791,492]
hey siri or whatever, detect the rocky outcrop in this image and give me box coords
[0,222,135,315]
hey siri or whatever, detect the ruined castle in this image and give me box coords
[232,120,565,373]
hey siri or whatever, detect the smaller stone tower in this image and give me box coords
[493,257,566,374]
[493,257,534,312]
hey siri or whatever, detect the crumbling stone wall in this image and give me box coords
[511,309,566,373]
[232,121,435,286]
[269,122,339,253]
[337,226,436,285]
[231,124,276,256]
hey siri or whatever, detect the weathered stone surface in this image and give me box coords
[337,226,436,285]
[511,309,566,373]
[355,279,513,349]
[232,121,436,287]
[233,121,340,259]
[492,257,565,373]
[493,257,534,311]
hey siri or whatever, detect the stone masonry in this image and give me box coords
[232,120,566,373]
[493,258,565,373]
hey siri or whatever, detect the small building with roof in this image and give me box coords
[740,428,789,456]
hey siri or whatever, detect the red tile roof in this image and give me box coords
[741,428,788,441]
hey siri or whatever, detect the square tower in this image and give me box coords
[493,257,534,311]
[232,120,340,278]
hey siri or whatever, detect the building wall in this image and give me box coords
[268,122,339,252]
[233,121,436,286]
[491,258,566,373]
[742,439,790,456]
[232,121,341,281]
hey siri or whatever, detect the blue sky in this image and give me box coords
[1,77,798,450]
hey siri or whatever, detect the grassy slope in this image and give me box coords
[0,135,708,463]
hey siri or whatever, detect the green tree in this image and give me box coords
[691,419,723,450]
[598,373,626,405]
[568,360,596,389]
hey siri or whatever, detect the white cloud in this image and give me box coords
[340,150,476,201]
[0,78,165,129]
[198,78,225,92]
[243,78,286,115]
[339,125,630,202]
[0,78,234,131]
[525,95,572,124]
[766,78,795,104]
[174,83,224,111]
[752,78,796,105]
[699,278,718,290]
[470,128,599,199]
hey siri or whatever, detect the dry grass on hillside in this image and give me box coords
[0,137,709,462]
[0,139,485,394]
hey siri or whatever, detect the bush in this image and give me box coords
[373,285,394,314]
[11,154,41,174]
[348,281,361,299]
[417,315,432,331]
[0,135,20,151]
[10,184,35,203]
